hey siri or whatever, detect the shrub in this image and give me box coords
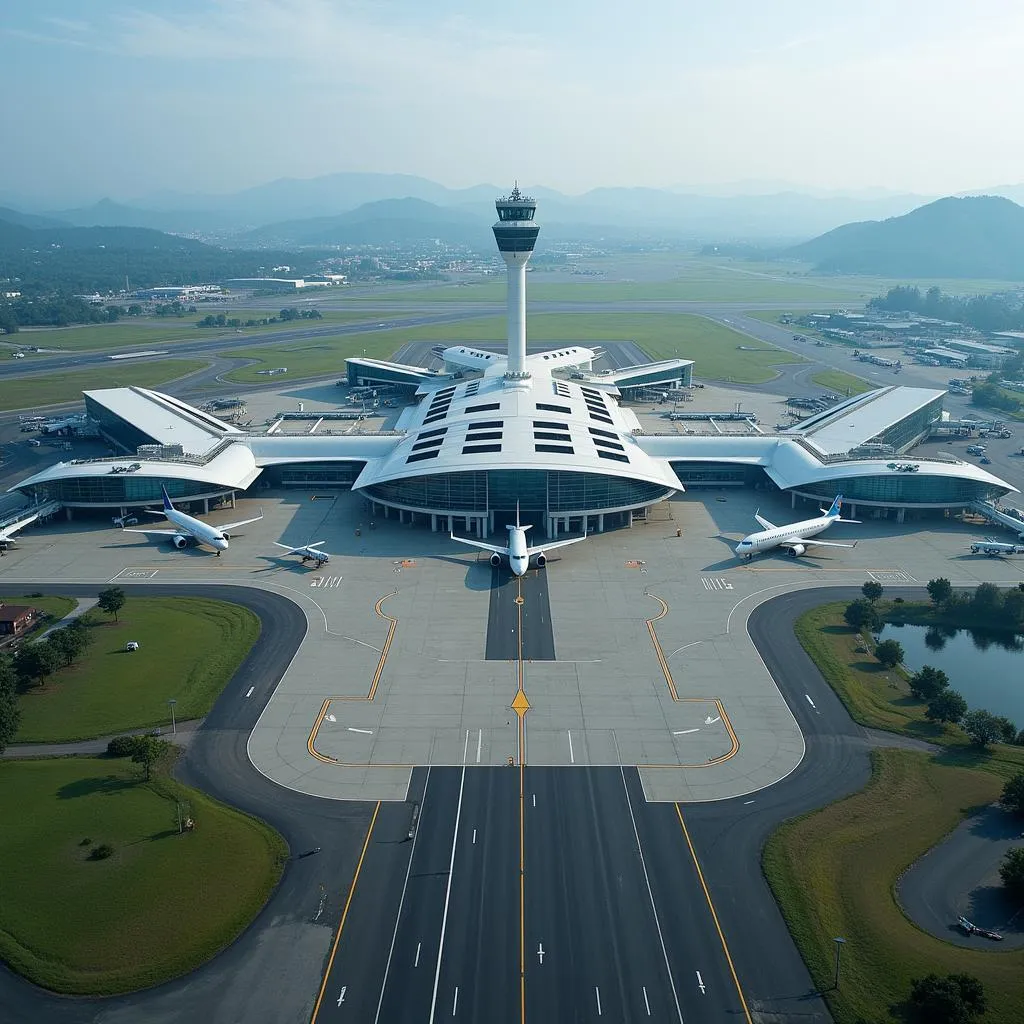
[88,843,114,861]
[909,665,950,701]
[106,734,147,757]
[844,599,881,631]
[1000,772,1024,816]
[874,638,904,669]
[998,848,1024,901]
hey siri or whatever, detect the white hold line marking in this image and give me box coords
[337,986,347,1006]
[245,685,254,698]
[567,729,575,763]
[595,986,602,1016]
[537,943,545,965]
[452,987,458,1017]
[805,694,816,709]
[347,727,373,735]
[697,971,706,994]
[476,729,482,763]
[414,942,421,967]
[428,764,466,1023]
[673,728,700,735]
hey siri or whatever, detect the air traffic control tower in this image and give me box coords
[493,185,539,381]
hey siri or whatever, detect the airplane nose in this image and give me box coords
[215,538,228,550]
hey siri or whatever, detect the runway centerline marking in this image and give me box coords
[675,805,754,1024]
[245,685,254,698]
[309,801,380,1024]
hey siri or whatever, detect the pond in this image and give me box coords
[879,621,1024,726]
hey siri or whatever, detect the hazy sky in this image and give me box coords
[4,0,1024,205]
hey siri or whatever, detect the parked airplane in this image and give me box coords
[0,510,42,555]
[123,487,263,555]
[971,539,1024,557]
[450,502,586,576]
[274,540,331,568]
[735,495,859,559]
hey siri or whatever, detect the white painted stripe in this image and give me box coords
[428,765,467,1024]
[452,987,458,1016]
[347,727,373,735]
[462,729,469,764]
[472,829,476,845]
[374,770,432,1022]
[643,986,651,1016]
[595,986,602,1016]
[245,686,255,698]
[673,728,699,735]
[567,729,575,763]
[476,729,482,764]
[805,694,816,709]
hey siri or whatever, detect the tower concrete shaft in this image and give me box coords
[492,186,539,380]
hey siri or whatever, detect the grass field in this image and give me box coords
[810,369,875,396]
[0,594,76,625]
[0,756,286,995]
[15,597,260,743]
[220,312,807,385]
[1,359,209,412]
[764,748,1020,1024]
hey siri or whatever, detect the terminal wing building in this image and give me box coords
[11,189,1018,533]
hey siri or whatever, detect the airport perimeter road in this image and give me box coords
[312,764,750,1024]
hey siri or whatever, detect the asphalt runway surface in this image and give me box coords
[485,567,557,662]
[1,580,955,1024]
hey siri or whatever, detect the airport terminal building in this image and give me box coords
[10,192,1017,531]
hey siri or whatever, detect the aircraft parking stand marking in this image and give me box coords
[108,567,159,581]
[310,575,343,588]
[868,569,918,583]
[701,576,734,591]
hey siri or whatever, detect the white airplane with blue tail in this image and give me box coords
[735,495,859,559]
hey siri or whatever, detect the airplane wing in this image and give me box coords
[781,536,857,551]
[754,512,777,530]
[122,527,180,537]
[528,534,587,555]
[0,512,40,541]
[450,534,509,557]
[273,541,326,554]
[217,510,264,532]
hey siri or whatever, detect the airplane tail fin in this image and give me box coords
[507,500,532,532]
[161,486,174,512]
[826,494,843,518]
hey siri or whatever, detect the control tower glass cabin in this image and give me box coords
[493,186,539,379]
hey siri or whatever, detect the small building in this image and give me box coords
[0,602,40,636]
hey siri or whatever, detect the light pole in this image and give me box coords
[832,936,846,990]
[168,698,177,736]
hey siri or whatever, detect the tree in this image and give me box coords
[861,580,884,603]
[927,577,953,606]
[844,599,881,631]
[14,641,61,688]
[47,624,88,667]
[909,665,950,701]
[972,582,1003,614]
[994,716,1018,744]
[962,709,1004,748]
[0,656,20,754]
[97,587,126,622]
[1000,772,1024,816]
[874,638,904,669]
[998,848,1024,901]
[907,973,986,1024]
[131,737,173,782]
[926,689,968,724]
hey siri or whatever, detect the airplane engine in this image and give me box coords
[221,531,231,540]
[172,534,189,549]
[788,544,805,557]
[530,552,547,569]
[489,552,502,568]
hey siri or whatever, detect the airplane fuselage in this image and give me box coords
[162,508,229,552]
[508,527,529,576]
[736,514,838,557]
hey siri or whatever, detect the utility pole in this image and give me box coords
[833,936,846,990]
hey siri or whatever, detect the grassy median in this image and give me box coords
[0,756,286,995]
[766,601,1024,1023]
[15,596,260,743]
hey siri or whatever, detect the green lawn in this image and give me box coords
[16,597,260,742]
[0,594,76,625]
[810,369,875,396]
[0,756,286,995]
[221,312,806,385]
[764,748,1020,1024]
[1,360,209,412]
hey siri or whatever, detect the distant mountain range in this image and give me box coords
[787,195,1024,279]
[1,171,968,245]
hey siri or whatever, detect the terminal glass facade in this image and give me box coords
[798,472,1006,506]
[363,469,672,514]
[262,461,364,488]
[873,395,944,452]
[23,475,230,505]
